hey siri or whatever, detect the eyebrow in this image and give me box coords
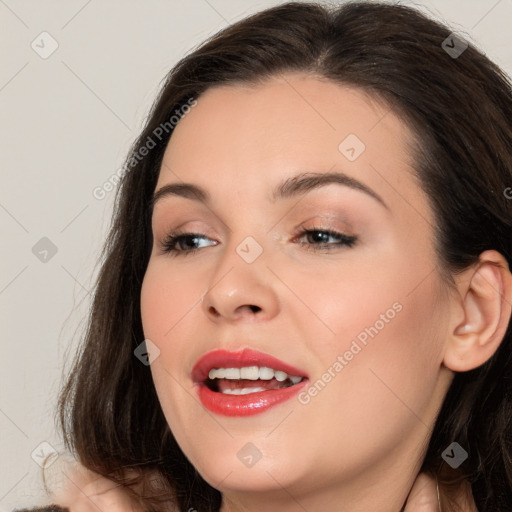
[151,171,388,210]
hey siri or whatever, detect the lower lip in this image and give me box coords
[196,380,308,417]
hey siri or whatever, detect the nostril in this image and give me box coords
[206,304,262,317]
[208,306,220,317]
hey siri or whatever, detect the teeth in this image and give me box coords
[222,387,267,395]
[240,366,259,379]
[274,370,287,382]
[224,368,240,379]
[208,366,303,383]
[208,368,225,379]
[259,367,274,380]
[209,368,224,379]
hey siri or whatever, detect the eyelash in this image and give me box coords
[159,226,357,256]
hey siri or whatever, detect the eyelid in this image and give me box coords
[154,218,218,239]
[293,216,355,237]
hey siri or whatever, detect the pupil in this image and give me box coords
[313,231,327,243]
[184,236,198,249]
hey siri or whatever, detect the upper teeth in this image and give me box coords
[208,366,302,384]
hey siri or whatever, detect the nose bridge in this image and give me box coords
[201,231,279,321]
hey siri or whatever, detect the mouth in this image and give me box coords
[192,348,309,416]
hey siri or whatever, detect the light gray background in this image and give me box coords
[1,0,511,508]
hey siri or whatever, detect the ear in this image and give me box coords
[443,250,512,372]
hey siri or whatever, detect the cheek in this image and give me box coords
[315,275,444,415]
[293,247,446,419]
[140,262,203,404]
[140,262,208,442]
[286,262,447,478]
[140,260,204,341]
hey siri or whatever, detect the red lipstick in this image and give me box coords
[192,348,308,417]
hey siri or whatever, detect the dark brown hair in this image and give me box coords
[58,2,512,510]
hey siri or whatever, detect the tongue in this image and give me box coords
[216,378,288,393]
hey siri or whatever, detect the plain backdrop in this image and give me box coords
[1,0,511,508]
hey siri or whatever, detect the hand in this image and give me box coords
[49,461,142,512]
[403,471,478,512]
[403,472,441,512]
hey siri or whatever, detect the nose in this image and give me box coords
[201,239,280,323]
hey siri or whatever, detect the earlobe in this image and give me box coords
[443,250,512,372]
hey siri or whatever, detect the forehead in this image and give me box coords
[161,74,412,172]
[157,73,428,221]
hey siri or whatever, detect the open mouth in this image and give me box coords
[192,348,309,416]
[205,366,304,395]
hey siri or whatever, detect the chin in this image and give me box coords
[173,429,307,492]
[196,454,301,494]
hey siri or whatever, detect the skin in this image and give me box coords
[48,463,443,511]
[140,73,510,511]
[46,460,143,511]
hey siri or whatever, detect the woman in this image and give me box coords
[30,1,512,511]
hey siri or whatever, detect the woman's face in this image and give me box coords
[141,74,454,507]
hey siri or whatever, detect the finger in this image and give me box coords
[52,462,139,512]
[403,472,440,512]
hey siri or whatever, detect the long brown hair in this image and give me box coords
[58,2,512,510]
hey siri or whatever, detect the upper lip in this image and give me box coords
[192,348,309,383]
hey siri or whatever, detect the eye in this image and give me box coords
[159,226,357,256]
[160,231,218,256]
[294,226,357,250]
